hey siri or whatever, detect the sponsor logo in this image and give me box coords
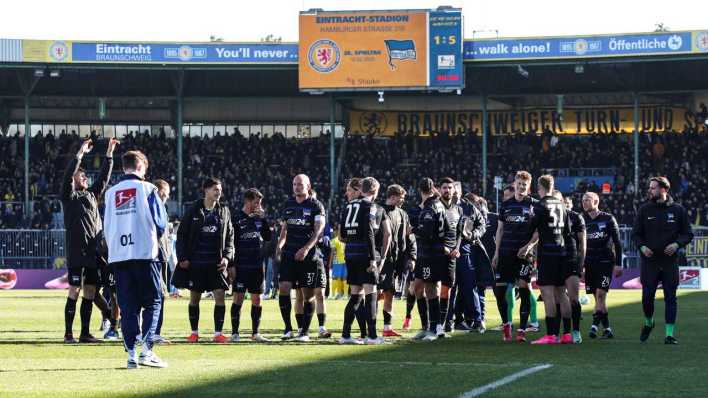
[240,232,261,240]
[115,188,136,211]
[287,219,307,226]
[696,32,708,51]
[49,41,70,62]
[667,35,683,50]
[202,225,218,233]
[505,216,527,223]
[437,54,455,69]
[587,231,606,240]
[307,39,340,73]
[164,45,207,61]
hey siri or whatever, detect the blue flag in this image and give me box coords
[384,40,417,70]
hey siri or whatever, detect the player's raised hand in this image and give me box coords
[106,138,120,157]
[76,139,93,158]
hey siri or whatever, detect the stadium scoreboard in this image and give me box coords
[298,8,464,92]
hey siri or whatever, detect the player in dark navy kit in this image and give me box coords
[414,178,457,341]
[436,178,463,336]
[522,175,572,345]
[228,188,272,342]
[469,194,498,333]
[275,174,327,342]
[492,171,538,342]
[380,184,416,337]
[581,192,622,340]
[339,177,391,345]
[561,195,586,344]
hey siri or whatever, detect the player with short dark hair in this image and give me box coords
[414,177,457,341]
[522,175,571,345]
[61,138,118,343]
[492,171,538,342]
[275,174,327,342]
[228,188,272,342]
[339,177,391,344]
[634,176,694,344]
[581,191,622,340]
[173,177,235,344]
[380,184,416,337]
[152,178,173,345]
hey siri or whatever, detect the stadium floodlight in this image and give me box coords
[378,91,385,103]
[33,69,45,78]
[49,70,61,78]
[575,64,585,74]
[516,65,529,79]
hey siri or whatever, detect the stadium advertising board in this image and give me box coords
[298,9,463,91]
[348,107,699,136]
[19,40,299,64]
[686,236,708,268]
[465,31,697,61]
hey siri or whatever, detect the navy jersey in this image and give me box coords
[481,212,498,257]
[442,200,463,250]
[565,210,586,260]
[529,196,571,257]
[583,211,622,266]
[459,199,486,255]
[281,196,326,260]
[233,210,272,269]
[340,198,385,261]
[498,196,538,256]
[413,196,449,259]
[193,208,221,266]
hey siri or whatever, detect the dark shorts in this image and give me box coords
[537,256,566,287]
[379,259,405,292]
[346,258,378,286]
[280,256,326,289]
[68,266,99,287]
[417,257,455,287]
[234,267,265,294]
[172,263,229,293]
[564,257,581,280]
[496,254,532,284]
[585,261,613,293]
[100,264,116,289]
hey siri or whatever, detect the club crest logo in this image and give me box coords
[49,41,69,62]
[359,112,387,135]
[308,39,340,73]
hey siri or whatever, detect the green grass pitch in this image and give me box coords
[1,289,707,397]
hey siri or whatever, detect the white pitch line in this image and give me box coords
[458,364,553,398]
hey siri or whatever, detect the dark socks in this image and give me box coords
[231,303,242,335]
[405,293,416,318]
[546,316,559,336]
[428,297,441,332]
[562,317,571,334]
[295,313,304,330]
[439,298,449,328]
[355,302,367,338]
[571,301,581,331]
[493,286,509,324]
[518,287,531,330]
[317,313,326,328]
[601,312,610,329]
[342,295,363,338]
[301,301,314,335]
[64,297,77,335]
[416,297,429,330]
[383,310,392,326]
[79,298,93,336]
[592,311,601,327]
[365,293,377,339]
[214,305,225,333]
[251,305,262,335]
[188,304,200,332]
[278,295,292,332]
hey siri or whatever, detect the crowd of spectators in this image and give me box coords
[0,126,706,229]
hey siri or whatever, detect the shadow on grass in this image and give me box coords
[133,291,708,398]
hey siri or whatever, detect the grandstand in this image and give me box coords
[2,18,708,397]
